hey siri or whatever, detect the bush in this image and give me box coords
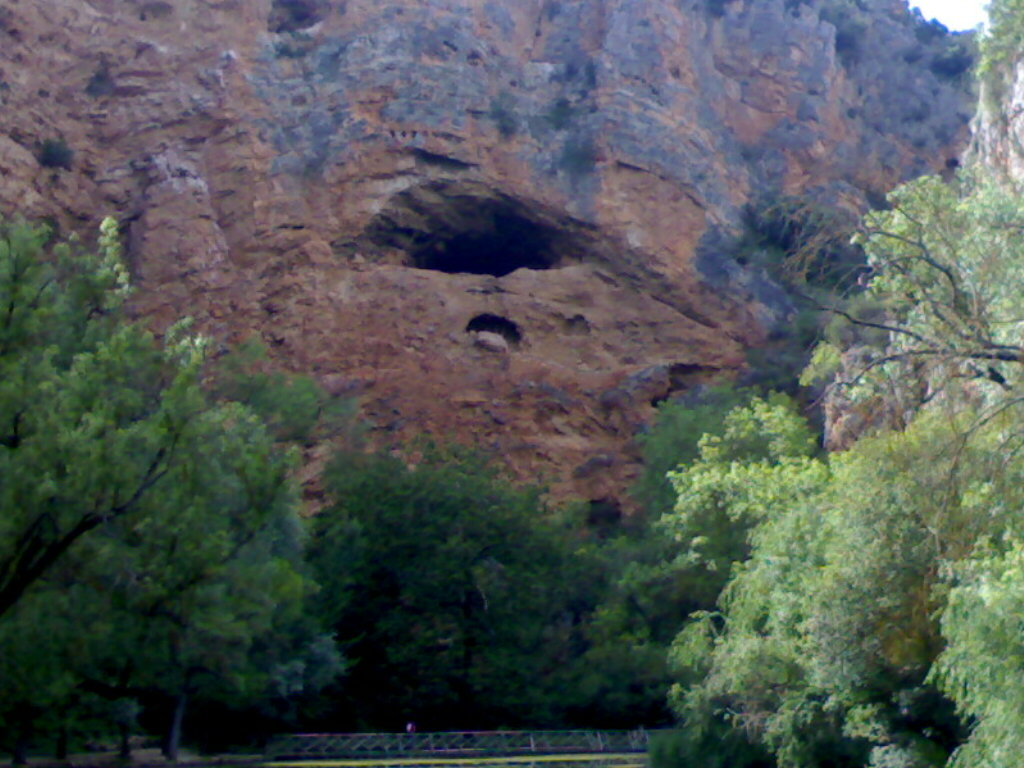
[632,385,751,519]
[704,0,730,19]
[36,138,73,170]
[648,726,772,768]
[488,92,518,138]
[929,44,974,80]
[741,194,862,291]
[821,6,867,66]
[274,40,310,58]
[558,136,597,177]
[211,337,356,443]
[545,98,575,130]
[914,17,949,45]
[85,65,115,97]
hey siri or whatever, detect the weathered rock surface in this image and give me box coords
[973,60,1024,180]
[0,0,974,507]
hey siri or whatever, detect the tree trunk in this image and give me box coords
[164,690,187,764]
[12,721,31,766]
[56,720,68,761]
[119,723,131,762]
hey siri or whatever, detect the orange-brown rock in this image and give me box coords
[0,0,973,508]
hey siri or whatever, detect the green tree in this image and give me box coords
[211,337,357,444]
[662,156,1024,768]
[0,218,339,760]
[68,402,333,761]
[664,396,834,767]
[666,397,1024,767]
[979,0,1024,107]
[663,393,822,599]
[310,445,583,729]
[0,217,188,617]
[633,386,752,522]
[934,540,1024,767]
[809,174,1024,414]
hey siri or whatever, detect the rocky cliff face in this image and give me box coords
[973,61,1024,179]
[0,0,974,507]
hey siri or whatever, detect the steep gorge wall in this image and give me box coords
[972,55,1024,179]
[0,0,974,506]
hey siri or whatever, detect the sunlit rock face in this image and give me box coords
[0,0,973,506]
[973,60,1024,181]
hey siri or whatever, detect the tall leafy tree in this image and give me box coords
[664,173,1024,768]
[0,217,194,617]
[934,540,1024,767]
[667,404,981,768]
[0,218,339,760]
[806,174,1024,418]
[310,445,583,729]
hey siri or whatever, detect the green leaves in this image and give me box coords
[827,174,1024,414]
[662,396,1004,766]
[0,218,334,754]
[310,444,597,728]
[663,394,824,580]
[933,540,1024,767]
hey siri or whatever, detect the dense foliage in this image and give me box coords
[658,172,1024,768]
[0,220,337,761]
[309,446,583,729]
[980,0,1024,79]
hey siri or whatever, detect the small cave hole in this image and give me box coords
[563,314,591,335]
[669,362,708,384]
[139,2,173,21]
[649,363,714,408]
[465,313,523,346]
[412,208,559,277]
[269,0,325,33]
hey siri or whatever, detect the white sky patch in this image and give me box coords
[912,0,988,31]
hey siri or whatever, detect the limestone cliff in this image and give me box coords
[972,56,1024,179]
[0,0,974,507]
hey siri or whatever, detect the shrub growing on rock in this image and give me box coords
[36,138,73,170]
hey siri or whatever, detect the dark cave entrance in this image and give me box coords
[361,184,581,278]
[465,313,523,345]
[268,0,326,32]
[411,208,559,277]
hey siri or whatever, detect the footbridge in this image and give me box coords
[266,730,650,761]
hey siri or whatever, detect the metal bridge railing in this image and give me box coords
[267,730,650,759]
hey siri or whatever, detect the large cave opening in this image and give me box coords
[412,208,558,277]
[360,183,590,278]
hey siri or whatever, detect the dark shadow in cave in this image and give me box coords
[361,182,600,278]
[465,313,523,345]
[269,0,325,33]
[413,209,558,277]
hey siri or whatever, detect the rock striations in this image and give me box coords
[0,0,974,506]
